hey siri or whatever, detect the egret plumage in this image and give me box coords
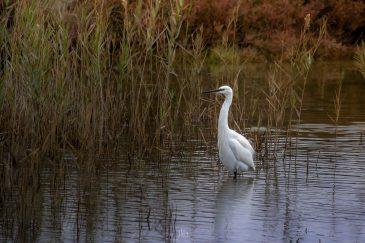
[204,85,255,178]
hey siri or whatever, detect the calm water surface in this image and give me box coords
[2,62,365,242]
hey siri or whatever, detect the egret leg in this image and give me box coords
[233,169,237,179]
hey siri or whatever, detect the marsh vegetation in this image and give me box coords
[0,0,333,159]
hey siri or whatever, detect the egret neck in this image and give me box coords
[218,92,232,135]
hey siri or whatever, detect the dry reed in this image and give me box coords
[0,0,202,161]
[354,42,365,79]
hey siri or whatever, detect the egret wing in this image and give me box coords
[229,138,255,170]
[230,130,255,155]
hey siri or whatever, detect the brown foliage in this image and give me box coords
[189,0,365,58]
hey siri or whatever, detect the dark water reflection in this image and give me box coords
[2,62,365,242]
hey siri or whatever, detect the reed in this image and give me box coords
[354,42,365,79]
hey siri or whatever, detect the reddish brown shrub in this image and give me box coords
[189,0,365,59]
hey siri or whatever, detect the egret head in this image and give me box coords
[203,85,233,97]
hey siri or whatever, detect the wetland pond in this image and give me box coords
[2,62,365,242]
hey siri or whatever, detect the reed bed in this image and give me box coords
[0,2,197,234]
[0,0,331,168]
[0,0,202,160]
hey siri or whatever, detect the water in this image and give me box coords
[1,62,365,242]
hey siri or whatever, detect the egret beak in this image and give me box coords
[202,88,224,94]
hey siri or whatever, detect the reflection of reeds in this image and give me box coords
[332,79,343,126]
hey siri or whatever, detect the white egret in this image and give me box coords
[203,85,255,178]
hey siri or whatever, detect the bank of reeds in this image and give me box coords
[0,0,329,166]
[0,0,205,161]
[0,2,198,238]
